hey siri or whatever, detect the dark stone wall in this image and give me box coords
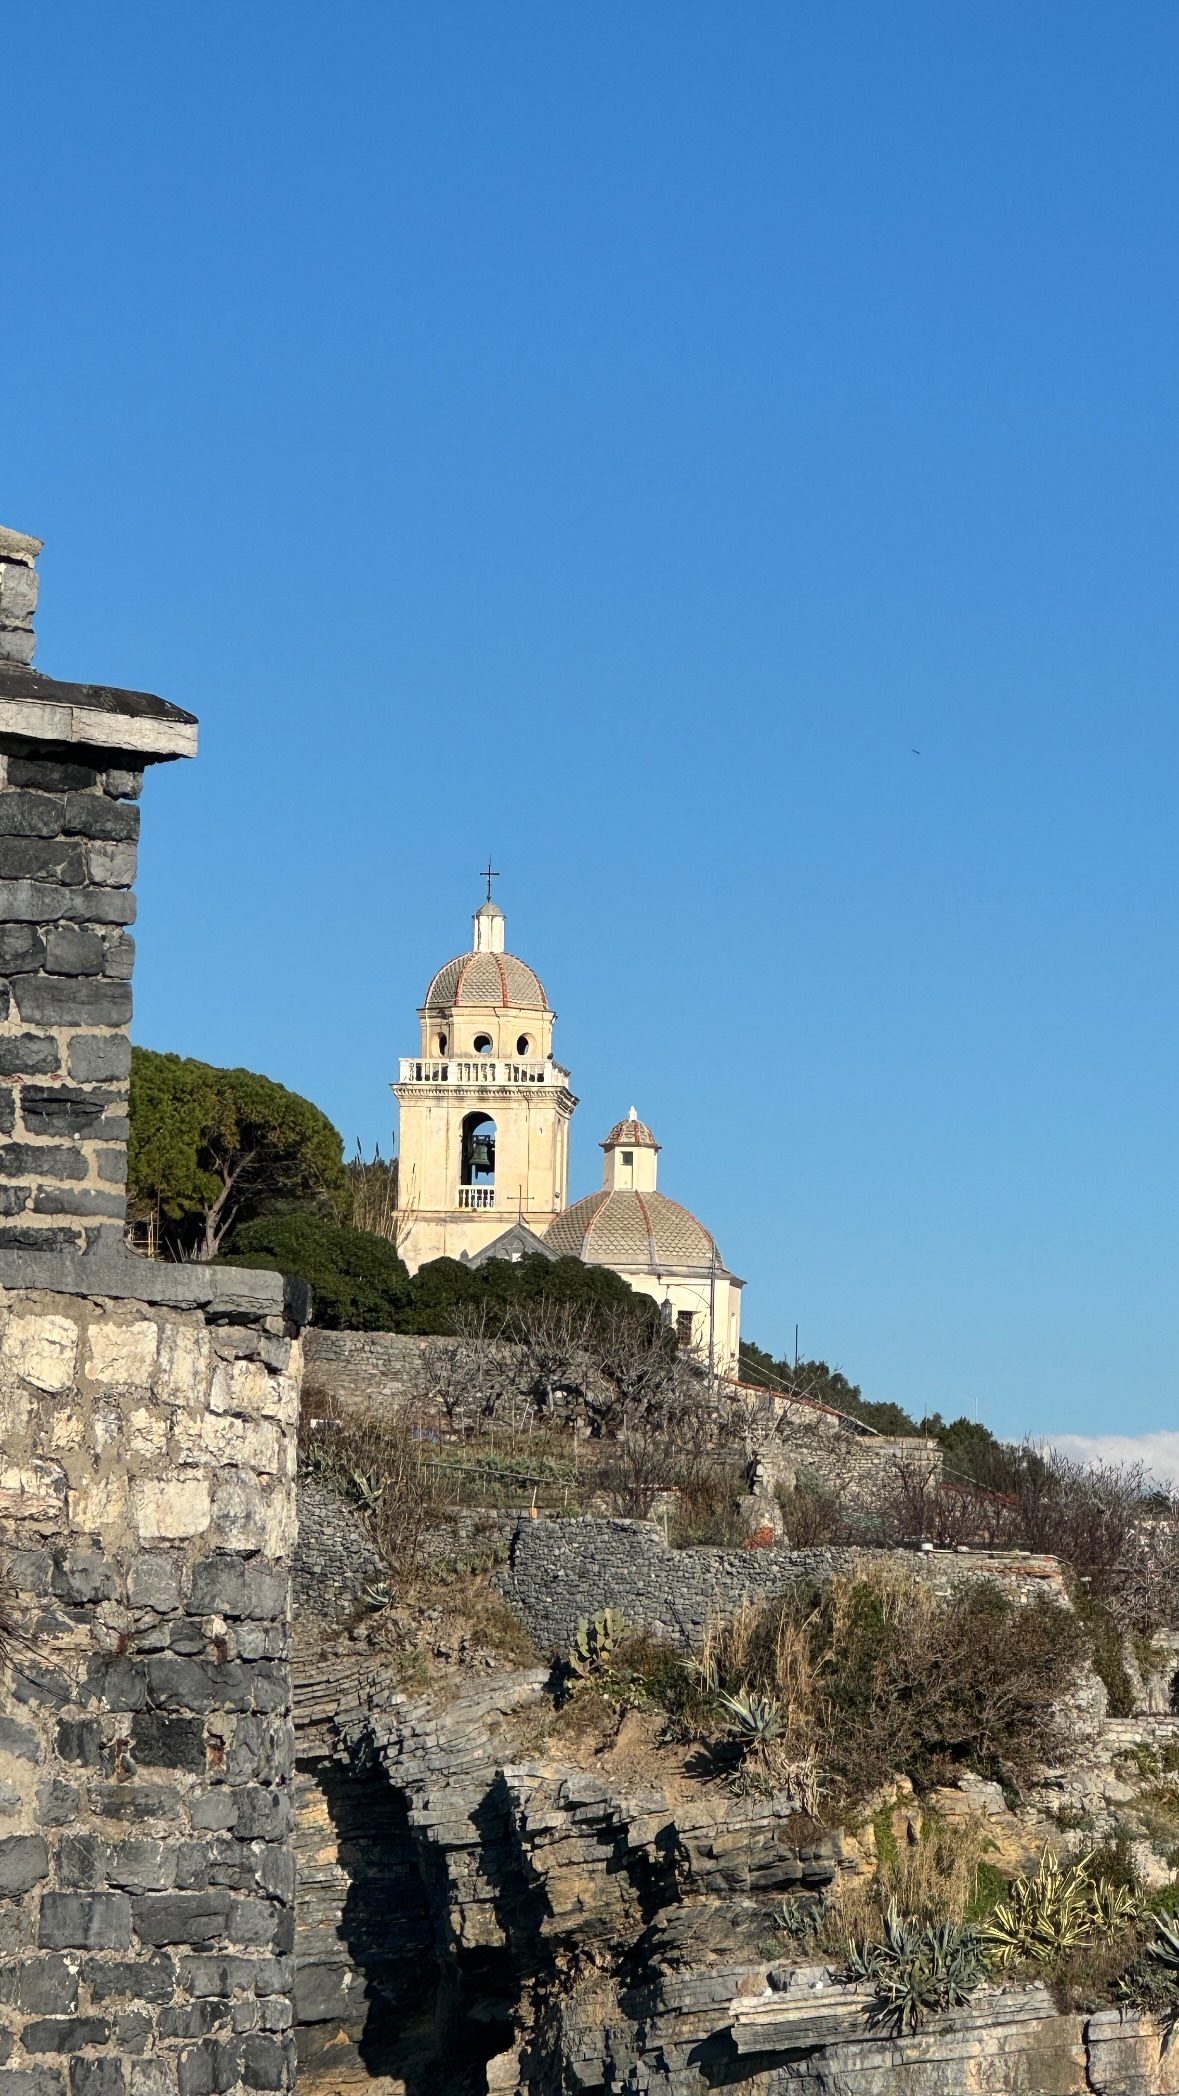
[0,752,141,1253]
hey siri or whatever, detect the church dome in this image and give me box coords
[424,949,548,1012]
[545,1189,722,1269]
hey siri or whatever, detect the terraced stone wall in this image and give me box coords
[499,1515,1069,1656]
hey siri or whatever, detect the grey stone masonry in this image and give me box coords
[0,531,302,2096]
[0,1288,303,2096]
[0,527,42,666]
[0,528,197,1255]
[499,1515,1069,1655]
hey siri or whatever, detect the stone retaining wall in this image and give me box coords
[498,1514,1068,1655]
[302,1329,433,1409]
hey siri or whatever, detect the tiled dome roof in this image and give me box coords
[545,1190,722,1269]
[602,1111,659,1151]
[424,951,548,1011]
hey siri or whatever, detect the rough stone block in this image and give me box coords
[12,1959,79,2014]
[22,1088,111,1137]
[66,1034,130,1082]
[57,1834,108,1888]
[68,2063,126,2096]
[0,2072,68,2096]
[8,760,96,792]
[0,1459,68,1521]
[45,924,106,974]
[87,1318,159,1386]
[82,1954,175,2004]
[54,1719,102,1767]
[0,1714,42,1762]
[87,1768,189,1817]
[155,1324,211,1406]
[127,1555,182,1612]
[0,1833,49,1894]
[240,2038,288,2092]
[64,795,140,842]
[103,772,143,803]
[2,1313,79,1391]
[0,1036,59,1075]
[106,1838,176,1892]
[36,1779,81,1826]
[132,1478,211,1542]
[34,1189,126,1219]
[0,792,64,837]
[132,1892,232,1947]
[85,842,137,887]
[0,924,47,971]
[128,2068,174,2096]
[99,932,135,980]
[67,1476,130,1533]
[21,2021,111,2055]
[12,980,132,1028]
[131,1714,205,1772]
[38,1891,132,1950]
[0,839,85,882]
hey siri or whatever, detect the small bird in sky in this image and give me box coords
[911,748,921,755]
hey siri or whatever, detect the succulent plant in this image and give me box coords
[845,1902,986,2032]
[567,1608,628,1684]
[980,1848,1140,1968]
[714,1686,784,1743]
[350,1467,386,1510]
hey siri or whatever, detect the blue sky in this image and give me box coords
[7,4,1179,1443]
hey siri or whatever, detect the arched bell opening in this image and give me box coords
[460,1111,496,1186]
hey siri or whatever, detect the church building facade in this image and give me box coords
[393,893,743,1369]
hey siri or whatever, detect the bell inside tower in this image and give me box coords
[460,1110,496,1185]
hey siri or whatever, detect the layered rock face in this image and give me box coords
[290,1649,1179,2096]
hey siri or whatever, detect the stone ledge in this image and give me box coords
[0,1246,310,1322]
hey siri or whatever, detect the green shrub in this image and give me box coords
[701,1566,1089,1803]
[226,1214,412,1330]
[1071,1589,1134,1717]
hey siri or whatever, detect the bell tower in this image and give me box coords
[392,891,578,1272]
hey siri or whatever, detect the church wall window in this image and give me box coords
[676,1310,694,1348]
[516,1034,532,1055]
[473,1033,494,1055]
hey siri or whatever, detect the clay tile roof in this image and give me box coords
[544,1190,721,1270]
[424,950,548,1011]
[601,1112,659,1152]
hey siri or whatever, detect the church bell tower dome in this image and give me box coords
[393,885,577,1273]
[424,900,549,1014]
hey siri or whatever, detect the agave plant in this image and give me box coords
[567,1608,628,1685]
[1116,1915,1179,2020]
[775,1895,824,1945]
[715,1687,784,1743]
[363,1582,394,1612]
[1149,1914,1179,1977]
[350,1467,387,1511]
[845,1902,986,2033]
[980,1849,1121,1968]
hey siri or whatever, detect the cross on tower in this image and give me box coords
[481,858,500,903]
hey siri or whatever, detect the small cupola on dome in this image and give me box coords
[473,899,505,954]
[601,1108,659,1191]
